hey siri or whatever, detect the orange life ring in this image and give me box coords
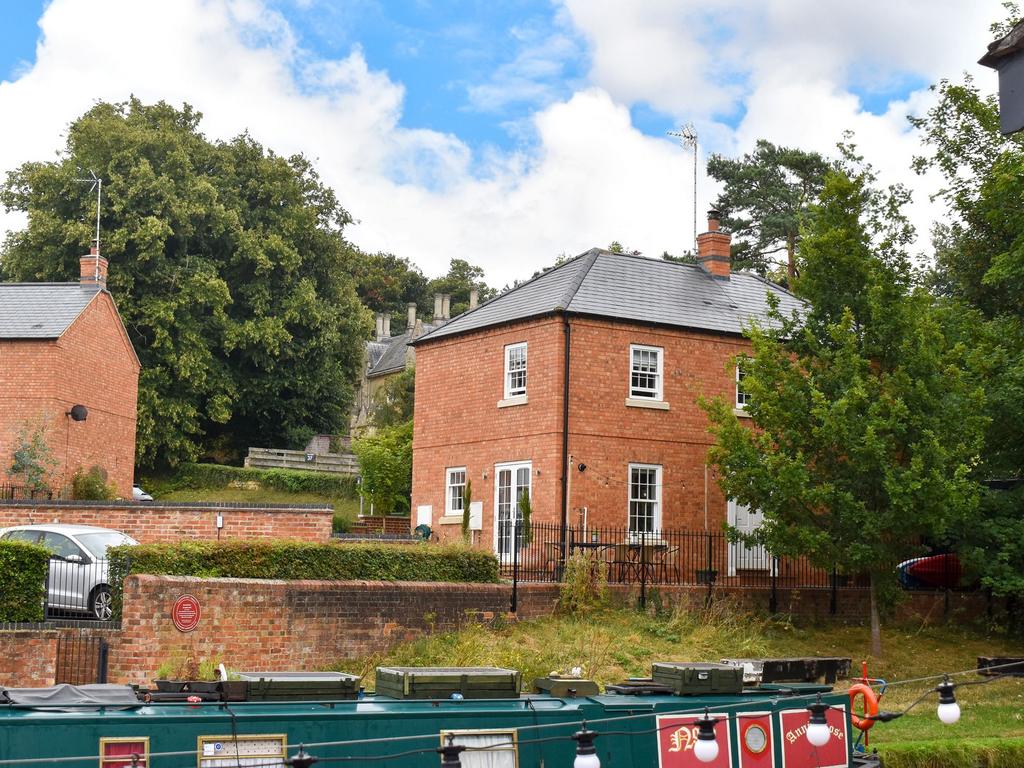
[848,683,879,731]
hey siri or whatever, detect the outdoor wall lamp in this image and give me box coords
[67,404,88,421]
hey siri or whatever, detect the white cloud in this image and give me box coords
[0,0,1008,289]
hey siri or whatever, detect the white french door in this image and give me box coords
[494,461,531,561]
[727,499,770,575]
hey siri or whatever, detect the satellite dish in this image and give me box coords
[68,404,88,421]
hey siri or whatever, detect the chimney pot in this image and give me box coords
[433,294,444,322]
[442,294,451,320]
[382,314,391,339]
[407,302,417,332]
[375,312,384,341]
[469,288,479,310]
[79,249,108,289]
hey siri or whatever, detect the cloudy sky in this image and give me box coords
[0,0,1004,287]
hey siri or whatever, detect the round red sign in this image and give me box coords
[171,594,201,632]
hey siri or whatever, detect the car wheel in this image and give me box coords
[90,586,113,621]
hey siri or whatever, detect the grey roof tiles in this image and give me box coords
[414,249,803,343]
[0,283,102,339]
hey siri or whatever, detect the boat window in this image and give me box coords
[197,735,286,767]
[100,737,149,767]
[441,729,518,768]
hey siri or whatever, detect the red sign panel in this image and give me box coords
[656,713,733,768]
[171,594,201,632]
[736,712,775,768]
[779,707,848,768]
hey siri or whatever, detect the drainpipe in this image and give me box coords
[559,312,572,571]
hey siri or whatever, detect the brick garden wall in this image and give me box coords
[0,631,59,687]
[0,501,334,543]
[0,580,991,689]
[111,575,512,685]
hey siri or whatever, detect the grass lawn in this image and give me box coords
[337,602,1024,757]
[143,481,361,531]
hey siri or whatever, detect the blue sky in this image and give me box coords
[0,0,1004,284]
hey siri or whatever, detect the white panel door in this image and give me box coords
[727,499,770,575]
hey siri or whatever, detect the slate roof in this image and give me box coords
[413,249,804,344]
[367,321,441,378]
[0,283,103,339]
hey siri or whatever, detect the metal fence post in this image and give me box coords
[639,530,647,610]
[511,520,520,614]
[97,639,109,684]
[705,531,714,607]
[769,557,778,614]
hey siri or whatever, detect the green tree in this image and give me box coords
[0,99,369,466]
[426,258,496,317]
[702,172,986,656]
[707,139,834,282]
[910,57,1024,605]
[352,421,413,516]
[6,421,57,493]
[354,252,429,333]
[371,367,416,428]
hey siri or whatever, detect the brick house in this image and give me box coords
[411,212,802,564]
[0,250,140,497]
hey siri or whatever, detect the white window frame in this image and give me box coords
[503,342,528,399]
[440,729,519,768]
[628,463,662,534]
[629,344,663,400]
[493,460,531,562]
[736,361,752,410]
[446,467,467,516]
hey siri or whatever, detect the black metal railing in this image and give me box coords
[55,635,109,684]
[43,557,116,621]
[0,483,55,500]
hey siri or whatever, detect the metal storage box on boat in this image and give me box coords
[375,666,521,700]
[532,676,600,697]
[651,662,743,695]
[237,671,361,701]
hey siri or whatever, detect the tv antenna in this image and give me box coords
[667,123,698,251]
[74,170,103,256]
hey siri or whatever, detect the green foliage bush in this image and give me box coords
[108,540,500,613]
[0,540,50,622]
[557,551,608,615]
[164,462,358,498]
[352,422,412,516]
[71,465,117,500]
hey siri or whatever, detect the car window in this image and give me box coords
[76,532,136,559]
[40,532,85,559]
[1,530,42,544]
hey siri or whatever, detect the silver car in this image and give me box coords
[0,524,137,620]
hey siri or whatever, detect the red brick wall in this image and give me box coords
[110,575,513,685]
[0,501,334,543]
[0,631,58,687]
[0,292,139,498]
[412,314,751,549]
[413,316,564,547]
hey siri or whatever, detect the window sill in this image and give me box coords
[732,407,752,419]
[625,397,669,410]
[438,514,465,525]
[497,395,528,408]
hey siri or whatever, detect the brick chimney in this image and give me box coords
[80,247,108,289]
[696,209,731,280]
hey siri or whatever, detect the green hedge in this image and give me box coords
[877,737,1024,768]
[109,541,500,613]
[0,540,50,622]
[157,462,359,498]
